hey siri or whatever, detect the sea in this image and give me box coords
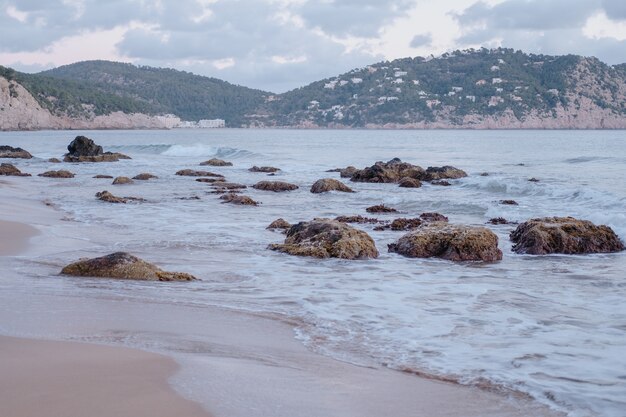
[1,129,625,417]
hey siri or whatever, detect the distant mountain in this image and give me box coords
[1,48,626,130]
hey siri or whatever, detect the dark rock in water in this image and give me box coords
[93,175,114,179]
[488,217,512,225]
[95,190,144,204]
[212,182,247,190]
[38,170,74,178]
[500,200,519,206]
[510,217,625,255]
[112,176,133,185]
[366,204,397,214]
[389,223,503,262]
[133,173,158,180]
[420,212,449,222]
[335,215,381,224]
[249,166,280,173]
[340,166,358,178]
[528,177,540,182]
[64,136,130,162]
[196,177,225,183]
[220,194,259,206]
[351,158,425,183]
[48,158,61,163]
[0,163,30,176]
[375,218,423,231]
[424,166,468,181]
[253,181,299,192]
[0,146,33,159]
[178,196,201,200]
[267,218,292,231]
[431,180,452,186]
[60,252,196,281]
[310,178,354,193]
[269,219,378,259]
[479,172,490,177]
[398,177,422,188]
[200,158,233,167]
[176,169,223,177]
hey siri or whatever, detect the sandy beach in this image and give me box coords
[0,219,38,256]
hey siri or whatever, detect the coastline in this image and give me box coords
[0,176,564,417]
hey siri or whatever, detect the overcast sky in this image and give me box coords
[1,0,626,92]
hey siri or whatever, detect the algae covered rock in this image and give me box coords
[398,177,422,188]
[267,218,292,231]
[423,166,467,181]
[510,217,624,255]
[200,158,233,167]
[220,194,259,206]
[38,170,75,178]
[351,158,425,183]
[269,219,378,259]
[388,223,502,262]
[253,181,299,192]
[366,204,397,214]
[310,178,354,193]
[249,166,280,173]
[112,176,134,185]
[176,169,223,177]
[61,252,196,281]
[0,145,32,159]
[132,173,158,180]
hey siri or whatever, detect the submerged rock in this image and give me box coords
[431,180,452,186]
[500,200,519,206]
[132,173,158,180]
[269,219,378,259]
[200,158,233,167]
[112,176,133,185]
[398,177,422,188]
[253,181,299,192]
[528,177,540,183]
[95,190,144,204]
[335,215,382,224]
[249,166,280,173]
[388,223,503,262]
[510,217,625,255]
[176,169,223,177]
[61,252,196,281]
[374,218,423,231]
[93,175,114,179]
[423,166,468,181]
[212,182,247,190]
[0,163,30,176]
[366,204,397,214]
[351,158,425,183]
[488,217,513,225]
[267,218,292,231]
[38,170,75,178]
[340,166,358,178]
[420,212,449,222]
[0,145,32,159]
[195,177,225,183]
[220,194,259,206]
[63,136,130,162]
[48,158,61,163]
[310,178,354,193]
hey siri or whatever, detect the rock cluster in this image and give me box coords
[176,169,223,177]
[347,158,467,185]
[0,145,32,159]
[95,190,144,204]
[366,204,397,214]
[63,136,130,162]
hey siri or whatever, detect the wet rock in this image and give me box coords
[132,173,158,180]
[335,215,382,224]
[63,136,130,162]
[48,158,61,163]
[195,177,225,183]
[220,194,259,206]
[374,218,423,231]
[488,217,512,225]
[253,181,299,192]
[431,180,452,186]
[38,170,75,178]
[269,219,378,259]
[0,163,30,176]
[420,212,449,222]
[178,196,201,200]
[479,172,490,177]
[93,175,114,179]
[212,182,247,190]
[95,191,144,204]
[510,217,625,255]
[351,158,425,183]
[61,252,196,281]
[340,166,358,178]
[398,177,422,188]
[528,178,540,183]
[366,204,398,214]
[267,218,292,231]
[310,178,354,193]
[0,146,33,159]
[424,166,468,181]
[249,166,280,173]
[388,223,503,262]
[112,176,134,185]
[200,158,233,167]
[176,169,223,177]
[500,200,519,206]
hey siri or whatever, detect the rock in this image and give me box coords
[351,158,425,183]
[60,252,196,281]
[0,145,33,159]
[335,215,381,224]
[38,170,75,178]
[310,178,354,193]
[249,166,280,173]
[500,200,519,206]
[178,196,201,200]
[267,218,292,231]
[48,158,61,163]
[253,181,299,192]
[528,177,540,182]
[112,176,134,185]
[0,163,31,176]
[195,178,225,183]
[420,212,449,222]
[488,217,512,225]
[63,136,130,162]
[398,177,422,188]
[220,194,259,206]
[374,218,423,231]
[424,166,468,181]
[269,219,378,259]
[211,182,247,190]
[510,217,625,255]
[340,166,358,178]
[200,158,233,167]
[366,204,397,214]
[432,180,452,186]
[479,172,490,177]
[93,175,114,179]
[176,169,223,177]
[388,223,503,262]
[132,173,158,180]
[95,191,144,204]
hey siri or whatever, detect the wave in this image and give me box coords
[107,143,257,158]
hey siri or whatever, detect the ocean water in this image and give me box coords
[1,129,625,417]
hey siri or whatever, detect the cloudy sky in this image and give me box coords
[1,0,626,92]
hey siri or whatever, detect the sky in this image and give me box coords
[1,0,626,93]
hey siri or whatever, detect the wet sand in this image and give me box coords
[0,220,38,256]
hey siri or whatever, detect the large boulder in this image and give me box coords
[64,136,130,162]
[269,219,378,260]
[253,181,299,192]
[388,223,503,262]
[38,170,75,178]
[200,158,233,167]
[310,178,354,193]
[0,145,32,159]
[510,217,625,255]
[0,163,31,176]
[423,166,468,181]
[61,252,196,281]
[351,158,425,183]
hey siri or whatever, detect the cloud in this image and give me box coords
[409,33,432,48]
